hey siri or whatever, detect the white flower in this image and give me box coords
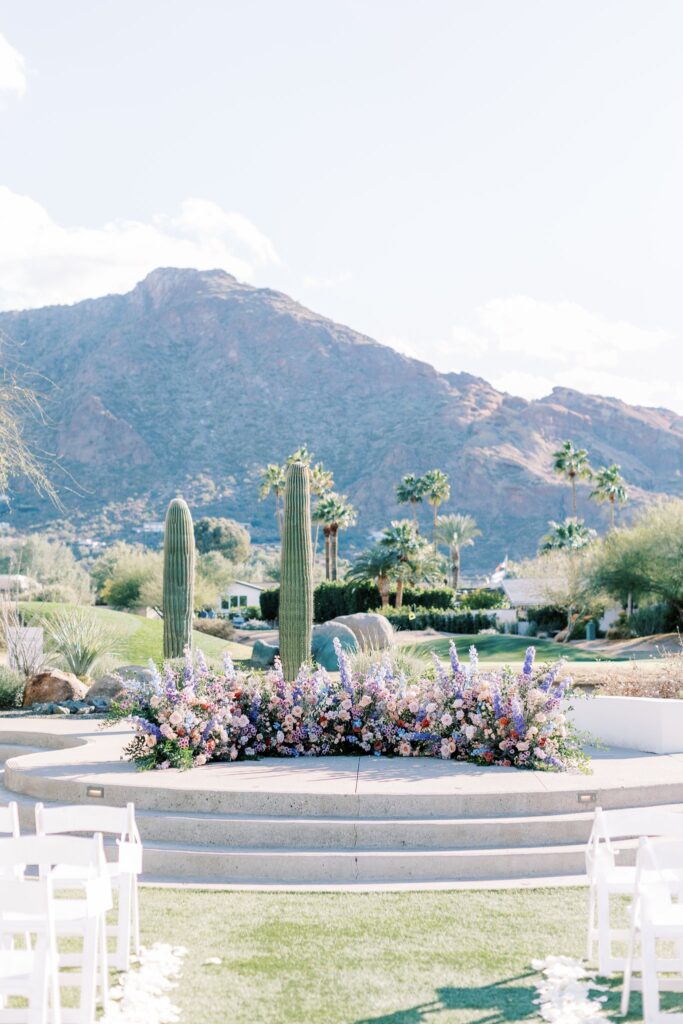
[441,713,453,727]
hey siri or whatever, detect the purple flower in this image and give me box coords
[449,641,461,675]
[522,646,536,678]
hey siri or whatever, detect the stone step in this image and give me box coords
[139,838,635,885]
[133,807,596,849]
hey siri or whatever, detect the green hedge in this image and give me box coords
[260,581,456,624]
[381,609,495,632]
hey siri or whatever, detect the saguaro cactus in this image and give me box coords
[163,497,195,659]
[279,460,313,680]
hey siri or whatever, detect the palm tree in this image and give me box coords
[310,461,334,559]
[552,440,592,518]
[590,464,628,529]
[540,517,597,553]
[396,474,426,527]
[422,468,450,543]
[258,463,286,536]
[347,546,399,607]
[435,513,481,592]
[379,519,422,608]
[312,492,357,580]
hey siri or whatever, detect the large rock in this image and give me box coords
[331,613,395,651]
[251,639,279,668]
[88,665,155,704]
[312,622,358,670]
[23,669,88,708]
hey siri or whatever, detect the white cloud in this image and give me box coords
[0,187,279,310]
[0,33,26,97]
[395,296,683,413]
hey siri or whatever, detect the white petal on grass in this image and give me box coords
[105,943,187,1024]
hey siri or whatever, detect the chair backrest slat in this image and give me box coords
[0,833,105,873]
[36,801,136,840]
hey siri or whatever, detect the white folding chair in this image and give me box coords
[585,806,683,974]
[35,802,142,971]
[621,837,683,1023]
[0,875,61,1024]
[0,835,111,1024]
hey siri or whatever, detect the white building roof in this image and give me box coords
[502,577,563,608]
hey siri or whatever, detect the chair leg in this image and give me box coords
[131,876,141,956]
[641,925,660,1024]
[114,874,133,972]
[98,914,109,1010]
[597,884,613,975]
[620,912,638,1016]
[50,950,62,1024]
[587,883,596,962]
[78,920,99,1024]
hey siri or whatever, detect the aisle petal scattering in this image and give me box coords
[106,943,187,1024]
[532,956,609,1023]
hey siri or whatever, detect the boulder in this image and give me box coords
[251,640,279,668]
[23,669,88,708]
[330,613,395,651]
[312,622,358,670]
[88,665,154,704]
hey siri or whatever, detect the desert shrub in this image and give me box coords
[193,618,235,641]
[94,543,162,609]
[598,641,683,699]
[0,534,92,603]
[0,666,25,708]
[32,583,85,604]
[243,605,261,621]
[628,603,678,637]
[380,608,495,632]
[527,606,567,634]
[259,588,279,622]
[458,588,507,611]
[39,607,118,678]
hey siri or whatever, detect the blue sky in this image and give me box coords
[1,1,682,410]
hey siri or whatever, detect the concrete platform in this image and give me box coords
[1,718,682,889]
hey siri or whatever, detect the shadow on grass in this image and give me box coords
[353,971,538,1024]
[353,972,683,1024]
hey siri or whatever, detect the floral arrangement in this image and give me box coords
[108,641,587,772]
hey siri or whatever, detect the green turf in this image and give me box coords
[18,602,251,667]
[136,886,660,1023]
[401,634,622,663]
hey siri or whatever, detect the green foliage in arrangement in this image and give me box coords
[278,461,314,680]
[162,498,196,659]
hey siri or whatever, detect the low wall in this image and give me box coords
[566,695,683,755]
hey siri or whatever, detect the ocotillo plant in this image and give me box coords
[279,460,313,680]
[163,497,195,659]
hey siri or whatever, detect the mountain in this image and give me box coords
[1,267,682,569]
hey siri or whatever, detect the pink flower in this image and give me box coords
[160,724,176,740]
[195,754,207,766]
[169,711,183,727]
[359,695,372,708]
[441,713,453,728]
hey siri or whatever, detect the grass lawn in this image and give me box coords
[401,634,624,664]
[137,886,659,1023]
[18,602,251,667]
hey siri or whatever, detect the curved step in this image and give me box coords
[140,838,635,884]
